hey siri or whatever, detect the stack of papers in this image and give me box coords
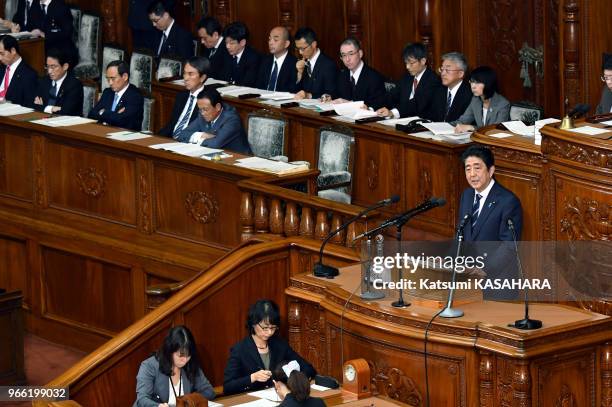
[567,126,610,136]
[8,31,32,39]
[534,118,561,145]
[217,85,261,97]
[149,142,223,157]
[379,116,420,126]
[297,98,322,109]
[235,157,309,175]
[0,103,34,116]
[502,120,535,136]
[421,122,456,135]
[258,92,295,101]
[30,116,96,127]
[330,101,377,122]
[107,130,152,141]
[247,388,281,402]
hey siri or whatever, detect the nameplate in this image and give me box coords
[238,93,261,99]
[396,123,427,133]
[280,102,299,108]
[356,116,385,124]
[320,110,337,117]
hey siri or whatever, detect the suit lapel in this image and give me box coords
[471,183,499,240]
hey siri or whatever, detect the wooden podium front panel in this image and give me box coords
[0,129,34,202]
[45,140,138,225]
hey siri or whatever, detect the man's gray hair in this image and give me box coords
[340,37,361,51]
[441,52,468,71]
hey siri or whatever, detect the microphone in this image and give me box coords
[353,197,446,241]
[439,213,470,318]
[569,103,591,118]
[313,195,399,278]
[456,213,470,235]
[507,218,542,330]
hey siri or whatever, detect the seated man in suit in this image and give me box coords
[255,26,297,93]
[376,42,442,121]
[223,21,260,87]
[34,48,83,115]
[159,56,209,137]
[331,37,386,110]
[431,52,472,123]
[129,0,175,50]
[293,27,337,100]
[175,88,251,154]
[458,145,522,300]
[33,0,78,67]
[6,0,44,32]
[147,1,193,61]
[88,60,144,131]
[596,53,612,114]
[196,16,232,81]
[0,35,38,107]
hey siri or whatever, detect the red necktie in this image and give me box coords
[0,65,10,98]
[413,77,418,92]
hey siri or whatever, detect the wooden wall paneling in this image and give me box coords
[542,0,561,117]
[0,291,24,385]
[0,236,28,305]
[365,0,418,81]
[560,0,581,113]
[233,0,280,54]
[278,0,298,33]
[0,129,34,203]
[433,0,462,66]
[211,0,235,28]
[297,0,345,68]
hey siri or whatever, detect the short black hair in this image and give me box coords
[245,299,280,335]
[147,1,168,16]
[0,35,19,54]
[223,21,249,42]
[603,53,612,71]
[106,60,130,77]
[46,48,70,67]
[272,361,311,402]
[185,56,210,76]
[461,145,495,169]
[469,66,498,99]
[402,42,427,62]
[294,27,317,44]
[156,326,201,385]
[197,88,222,106]
[196,16,222,36]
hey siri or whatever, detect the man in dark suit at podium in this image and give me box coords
[196,16,232,81]
[0,35,38,107]
[458,145,522,300]
[293,27,337,100]
[159,56,209,137]
[376,42,442,120]
[147,1,193,61]
[222,21,261,87]
[89,60,144,131]
[332,37,386,110]
[34,48,83,116]
[431,52,472,123]
[175,88,251,154]
[596,53,612,114]
[255,26,297,93]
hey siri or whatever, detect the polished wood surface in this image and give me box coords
[34,238,612,406]
[17,37,45,76]
[152,80,470,238]
[0,290,24,385]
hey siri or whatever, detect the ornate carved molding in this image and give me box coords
[544,138,612,170]
[367,158,378,190]
[346,0,363,41]
[33,136,46,207]
[562,1,581,108]
[489,0,519,71]
[479,352,495,407]
[418,167,432,202]
[512,361,531,407]
[554,384,577,407]
[278,0,297,33]
[213,0,233,29]
[100,0,117,43]
[184,191,219,224]
[601,343,612,407]
[560,196,612,240]
[76,167,107,198]
[368,361,423,406]
[138,173,152,234]
[488,145,543,166]
[418,0,434,63]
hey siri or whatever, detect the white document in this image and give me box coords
[30,116,96,127]
[567,126,610,136]
[205,77,229,86]
[247,388,281,402]
[217,86,261,97]
[297,98,321,108]
[601,119,612,126]
[314,102,336,112]
[8,31,32,39]
[107,131,152,141]
[208,401,224,407]
[421,122,456,135]
[149,142,222,157]
[310,384,331,392]
[534,117,561,145]
[232,399,279,407]
[489,133,513,138]
[0,103,34,116]
[259,99,288,107]
[333,101,366,116]
[149,142,181,149]
[259,92,295,101]
[235,157,308,174]
[502,120,534,136]
[379,116,420,126]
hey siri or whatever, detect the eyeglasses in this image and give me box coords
[601,75,612,82]
[257,323,278,332]
[295,44,312,53]
[340,50,359,59]
[45,64,61,71]
[438,67,463,74]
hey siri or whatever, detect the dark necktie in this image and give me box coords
[231,56,239,83]
[157,32,167,56]
[350,74,356,100]
[48,81,57,106]
[471,193,482,229]
[267,60,278,91]
[305,60,312,78]
[445,90,452,119]
[173,95,195,137]
[209,47,217,59]
[42,3,47,15]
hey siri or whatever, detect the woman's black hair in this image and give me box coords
[246,299,281,335]
[272,361,311,402]
[156,325,201,384]
[469,65,498,100]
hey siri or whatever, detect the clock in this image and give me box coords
[342,358,371,399]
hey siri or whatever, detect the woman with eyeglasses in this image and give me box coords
[453,66,510,133]
[134,325,215,407]
[223,299,317,395]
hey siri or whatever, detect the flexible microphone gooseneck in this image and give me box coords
[313,195,399,278]
[439,213,470,318]
[507,219,542,329]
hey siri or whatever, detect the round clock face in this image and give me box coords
[344,364,356,382]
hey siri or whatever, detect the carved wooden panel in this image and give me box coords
[0,131,33,202]
[45,141,137,225]
[153,163,242,248]
[0,236,28,307]
[41,246,135,334]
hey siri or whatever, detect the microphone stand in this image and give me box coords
[391,222,410,308]
[508,220,542,330]
[360,235,385,300]
[439,215,469,318]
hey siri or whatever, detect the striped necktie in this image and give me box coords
[471,193,482,229]
[173,95,195,137]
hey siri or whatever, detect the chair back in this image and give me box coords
[101,45,125,91]
[141,97,154,132]
[74,13,101,80]
[247,110,287,160]
[69,7,82,45]
[129,50,154,94]
[510,101,544,125]
[156,57,182,80]
[82,84,97,118]
[316,126,355,204]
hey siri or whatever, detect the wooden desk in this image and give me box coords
[152,81,471,237]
